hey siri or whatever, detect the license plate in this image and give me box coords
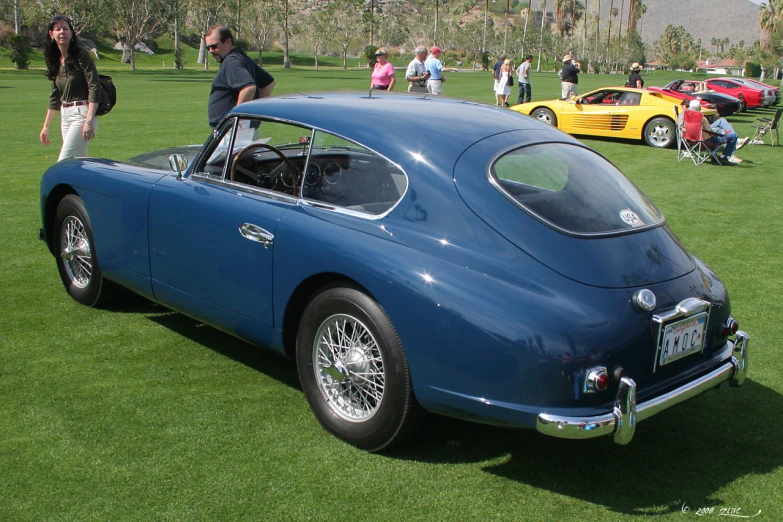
[658,313,708,367]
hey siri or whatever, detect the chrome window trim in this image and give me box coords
[487,141,665,238]
[190,118,239,180]
[191,114,408,220]
[651,297,712,374]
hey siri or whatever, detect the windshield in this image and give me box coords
[491,143,663,235]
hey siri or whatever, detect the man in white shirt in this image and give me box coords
[405,46,430,93]
[516,55,533,105]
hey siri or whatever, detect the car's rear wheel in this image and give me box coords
[738,96,747,112]
[643,117,675,148]
[530,107,557,127]
[296,287,422,451]
[54,195,111,307]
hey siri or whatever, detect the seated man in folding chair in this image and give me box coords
[680,100,747,164]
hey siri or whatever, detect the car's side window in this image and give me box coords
[302,130,407,216]
[193,120,235,179]
[224,118,312,196]
[618,92,641,106]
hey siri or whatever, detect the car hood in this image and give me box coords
[454,131,696,289]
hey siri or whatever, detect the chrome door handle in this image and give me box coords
[239,223,274,248]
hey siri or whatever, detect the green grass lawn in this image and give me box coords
[1,62,781,521]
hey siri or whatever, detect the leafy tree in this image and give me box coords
[295,7,331,69]
[39,0,104,35]
[106,0,173,70]
[329,0,367,69]
[7,32,30,69]
[243,0,282,66]
[653,24,695,68]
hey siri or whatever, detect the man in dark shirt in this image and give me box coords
[206,26,275,128]
[560,54,580,100]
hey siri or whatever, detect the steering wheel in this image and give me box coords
[229,143,299,195]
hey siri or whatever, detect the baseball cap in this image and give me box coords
[689,100,701,111]
[430,46,442,55]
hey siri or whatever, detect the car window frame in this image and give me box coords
[189,115,409,219]
[299,128,409,220]
[487,141,665,238]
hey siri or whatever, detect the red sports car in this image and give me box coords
[702,78,766,109]
[648,80,741,116]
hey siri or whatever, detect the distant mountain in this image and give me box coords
[593,0,762,47]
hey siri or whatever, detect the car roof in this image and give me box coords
[228,91,567,166]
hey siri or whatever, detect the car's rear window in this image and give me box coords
[491,143,663,235]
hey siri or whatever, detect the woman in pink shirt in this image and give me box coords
[370,48,396,91]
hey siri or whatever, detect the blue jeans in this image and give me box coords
[518,82,531,104]
[708,118,738,157]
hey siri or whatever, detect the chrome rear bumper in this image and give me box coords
[536,331,749,445]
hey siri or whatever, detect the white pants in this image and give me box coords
[59,104,95,162]
[427,79,443,96]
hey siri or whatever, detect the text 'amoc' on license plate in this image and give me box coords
[659,313,707,366]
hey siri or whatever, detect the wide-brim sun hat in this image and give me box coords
[631,62,641,70]
[374,48,388,56]
[563,54,572,62]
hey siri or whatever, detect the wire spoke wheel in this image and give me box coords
[313,314,385,422]
[60,215,93,288]
[53,195,112,307]
[296,287,422,451]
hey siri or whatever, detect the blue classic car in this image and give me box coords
[39,92,749,451]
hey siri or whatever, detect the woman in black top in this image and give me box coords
[626,63,644,88]
[39,15,101,162]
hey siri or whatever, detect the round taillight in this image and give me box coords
[721,317,739,337]
[585,367,610,393]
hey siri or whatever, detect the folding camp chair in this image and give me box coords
[677,108,724,166]
[750,107,782,146]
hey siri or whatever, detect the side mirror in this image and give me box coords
[169,154,188,180]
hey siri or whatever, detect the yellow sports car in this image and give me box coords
[510,87,718,148]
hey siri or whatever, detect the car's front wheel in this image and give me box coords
[54,195,111,307]
[530,107,557,127]
[643,117,675,148]
[296,287,421,451]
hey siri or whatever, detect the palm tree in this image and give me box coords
[758,1,779,50]
[607,0,614,48]
[582,0,588,54]
[617,0,625,44]
[595,0,601,51]
[638,3,646,38]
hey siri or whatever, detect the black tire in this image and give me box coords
[296,287,422,451]
[738,98,747,113]
[54,195,111,307]
[643,117,676,148]
[530,107,558,127]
